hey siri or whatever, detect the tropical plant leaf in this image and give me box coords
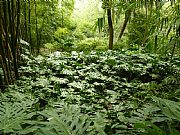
[37,104,106,135]
[0,102,28,133]
[152,96,180,121]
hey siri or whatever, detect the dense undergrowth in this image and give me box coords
[0,50,180,135]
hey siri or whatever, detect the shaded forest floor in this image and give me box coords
[0,50,180,134]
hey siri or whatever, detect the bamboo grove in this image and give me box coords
[0,0,21,90]
[0,0,179,90]
[0,0,58,90]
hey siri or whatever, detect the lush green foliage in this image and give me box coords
[0,50,179,134]
[1,2,179,134]
[24,0,179,54]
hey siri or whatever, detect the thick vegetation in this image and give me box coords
[0,0,179,86]
[0,50,179,134]
[0,0,180,134]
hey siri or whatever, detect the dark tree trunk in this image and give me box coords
[34,0,40,54]
[0,0,24,86]
[2,0,11,84]
[107,7,114,50]
[118,10,131,40]
[28,0,32,52]
[24,1,28,41]
[13,0,20,79]
[154,35,158,52]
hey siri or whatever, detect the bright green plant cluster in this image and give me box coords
[44,21,108,52]
[74,37,108,52]
[0,50,180,134]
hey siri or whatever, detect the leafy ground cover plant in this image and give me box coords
[0,50,179,134]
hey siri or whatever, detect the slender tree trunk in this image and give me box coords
[0,72,3,90]
[28,0,32,52]
[0,55,8,86]
[107,3,114,50]
[171,40,176,58]
[0,24,3,90]
[154,35,158,53]
[7,0,15,82]
[118,10,131,40]
[34,0,39,54]
[142,1,148,47]
[0,14,7,89]
[2,0,11,83]
[61,0,64,27]
[171,26,179,58]
[12,0,20,79]
[112,7,115,24]
[24,1,28,41]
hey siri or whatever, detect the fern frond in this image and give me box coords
[0,102,28,134]
[152,96,180,121]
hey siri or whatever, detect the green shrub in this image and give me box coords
[74,37,108,52]
[54,27,69,41]
[44,43,58,51]
[73,30,86,40]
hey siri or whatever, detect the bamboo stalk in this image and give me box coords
[34,0,40,54]
[0,55,9,85]
[2,0,11,84]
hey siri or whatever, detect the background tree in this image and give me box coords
[101,0,114,49]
